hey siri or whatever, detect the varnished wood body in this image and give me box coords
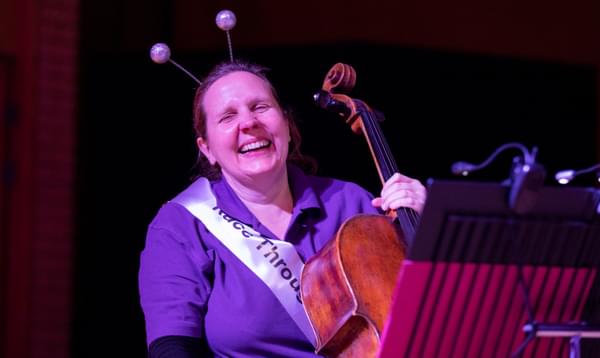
[301,214,406,357]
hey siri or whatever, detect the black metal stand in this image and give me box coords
[522,323,600,358]
[378,180,600,358]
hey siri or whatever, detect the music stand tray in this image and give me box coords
[378,180,600,358]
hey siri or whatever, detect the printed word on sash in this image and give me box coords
[172,177,316,346]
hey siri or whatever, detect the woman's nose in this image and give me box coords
[239,112,259,130]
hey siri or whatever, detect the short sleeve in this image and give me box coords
[139,205,214,346]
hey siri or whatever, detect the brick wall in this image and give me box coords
[2,0,78,357]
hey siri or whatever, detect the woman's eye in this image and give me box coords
[254,104,269,113]
[219,113,235,123]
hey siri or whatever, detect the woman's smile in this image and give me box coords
[239,139,272,154]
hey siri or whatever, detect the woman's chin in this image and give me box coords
[239,159,285,178]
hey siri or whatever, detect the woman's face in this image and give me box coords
[197,71,290,184]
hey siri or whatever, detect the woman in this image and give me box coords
[139,61,427,357]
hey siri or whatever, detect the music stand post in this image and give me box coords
[522,323,600,358]
[377,180,600,358]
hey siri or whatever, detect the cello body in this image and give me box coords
[301,214,406,357]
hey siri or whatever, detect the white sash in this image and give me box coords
[171,177,316,346]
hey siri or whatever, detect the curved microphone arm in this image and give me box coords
[555,163,600,185]
[451,142,535,176]
[451,142,546,214]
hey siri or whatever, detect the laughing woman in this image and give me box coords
[138,61,427,357]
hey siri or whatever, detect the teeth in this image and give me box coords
[239,140,270,153]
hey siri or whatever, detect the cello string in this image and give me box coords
[361,104,417,233]
[360,102,396,179]
[368,110,421,230]
[375,116,419,232]
[359,102,419,233]
[368,104,419,231]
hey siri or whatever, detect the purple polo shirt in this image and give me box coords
[139,165,380,357]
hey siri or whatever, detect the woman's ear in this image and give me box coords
[196,137,216,165]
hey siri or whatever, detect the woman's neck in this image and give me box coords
[224,168,291,207]
[222,169,294,239]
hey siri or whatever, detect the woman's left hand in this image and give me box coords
[371,172,427,214]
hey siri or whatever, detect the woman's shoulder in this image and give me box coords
[146,200,206,243]
[305,172,373,198]
[290,163,372,196]
[143,200,217,268]
[149,200,195,227]
[299,172,379,217]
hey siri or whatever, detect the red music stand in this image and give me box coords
[378,180,600,358]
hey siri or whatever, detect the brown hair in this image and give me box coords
[192,61,316,180]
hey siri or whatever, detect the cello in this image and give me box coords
[300,63,420,357]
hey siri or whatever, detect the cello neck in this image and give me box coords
[355,100,419,242]
[355,100,398,184]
